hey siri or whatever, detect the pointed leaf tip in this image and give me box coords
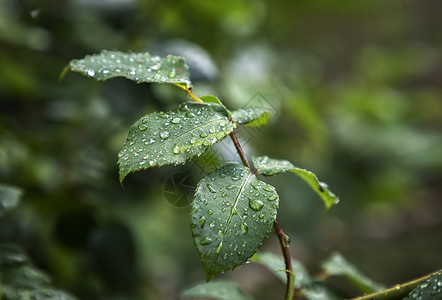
[252,155,339,210]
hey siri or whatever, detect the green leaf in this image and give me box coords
[179,281,253,300]
[405,270,442,299]
[0,184,22,219]
[191,162,279,280]
[321,252,385,294]
[201,95,224,106]
[252,156,339,210]
[232,108,270,127]
[252,252,311,288]
[68,50,191,87]
[118,103,235,183]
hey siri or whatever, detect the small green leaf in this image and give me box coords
[118,102,235,183]
[69,50,191,87]
[406,270,442,299]
[0,184,22,219]
[179,281,253,300]
[232,108,270,127]
[252,252,311,288]
[201,95,224,106]
[191,162,279,280]
[252,156,339,210]
[322,252,385,294]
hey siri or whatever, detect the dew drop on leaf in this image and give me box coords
[200,237,213,245]
[160,131,169,139]
[249,198,264,211]
[215,242,223,255]
[241,222,249,234]
[206,184,216,193]
[173,144,180,154]
[200,216,206,229]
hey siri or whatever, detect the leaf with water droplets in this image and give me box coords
[322,252,385,294]
[191,162,279,281]
[252,252,311,289]
[405,270,442,300]
[0,184,22,219]
[179,280,253,300]
[252,155,339,210]
[68,50,191,87]
[118,102,235,183]
[232,108,270,127]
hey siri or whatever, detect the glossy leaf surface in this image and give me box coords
[191,162,279,280]
[179,280,253,300]
[232,108,270,127]
[69,50,191,87]
[118,103,235,183]
[252,156,339,209]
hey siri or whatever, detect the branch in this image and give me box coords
[229,131,253,172]
[351,269,442,300]
[274,220,295,300]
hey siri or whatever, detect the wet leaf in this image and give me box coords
[252,251,311,288]
[118,102,235,183]
[0,184,22,219]
[191,162,279,280]
[405,270,442,299]
[322,252,385,294]
[252,156,339,210]
[232,108,270,127]
[179,280,253,300]
[68,50,191,87]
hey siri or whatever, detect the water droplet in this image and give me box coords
[186,112,195,118]
[231,176,241,181]
[87,70,95,77]
[200,237,213,245]
[200,133,208,138]
[168,69,176,78]
[249,199,264,211]
[241,222,248,234]
[160,131,169,139]
[200,216,206,229]
[173,144,180,154]
[226,185,236,190]
[138,123,148,131]
[206,184,216,193]
[259,214,264,219]
[268,195,277,201]
[208,210,213,215]
[171,117,181,124]
[215,242,223,255]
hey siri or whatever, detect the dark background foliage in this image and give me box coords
[0,0,441,299]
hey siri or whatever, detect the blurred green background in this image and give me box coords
[1,0,441,299]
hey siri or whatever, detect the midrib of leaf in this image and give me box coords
[212,172,253,268]
[169,117,230,148]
